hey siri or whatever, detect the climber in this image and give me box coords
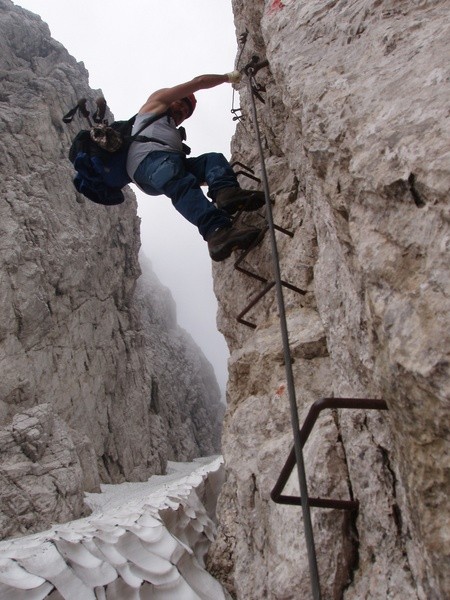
[126,71,265,262]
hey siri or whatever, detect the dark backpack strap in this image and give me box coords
[62,105,80,123]
[125,112,169,147]
[92,97,107,123]
[62,98,93,126]
[130,112,190,154]
[129,111,168,139]
[133,135,170,145]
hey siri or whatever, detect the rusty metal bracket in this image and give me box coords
[232,214,305,329]
[231,107,245,123]
[243,56,269,103]
[243,56,269,76]
[271,397,389,510]
[251,84,266,104]
[230,161,261,183]
[234,257,306,329]
[237,279,306,329]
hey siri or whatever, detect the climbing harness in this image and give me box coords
[232,45,389,600]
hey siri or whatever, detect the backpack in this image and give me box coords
[63,98,165,205]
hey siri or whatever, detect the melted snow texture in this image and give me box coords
[0,456,228,599]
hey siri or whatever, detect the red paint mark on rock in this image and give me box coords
[269,0,285,13]
[275,383,286,397]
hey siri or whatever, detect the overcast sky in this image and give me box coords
[15,0,241,396]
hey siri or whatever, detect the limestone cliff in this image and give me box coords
[0,0,223,540]
[209,1,449,599]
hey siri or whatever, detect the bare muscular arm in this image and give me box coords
[138,73,231,115]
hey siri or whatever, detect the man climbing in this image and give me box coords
[126,71,265,262]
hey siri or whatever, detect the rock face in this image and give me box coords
[0,0,223,540]
[0,403,97,539]
[209,1,449,599]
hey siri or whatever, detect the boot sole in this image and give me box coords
[218,193,266,215]
[210,230,261,262]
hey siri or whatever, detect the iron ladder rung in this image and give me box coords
[271,397,389,510]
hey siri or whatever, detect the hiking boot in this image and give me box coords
[207,225,262,262]
[215,187,266,215]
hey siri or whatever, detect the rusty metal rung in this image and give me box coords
[234,229,269,282]
[235,262,268,283]
[275,495,359,511]
[274,224,294,237]
[233,227,306,328]
[236,279,307,330]
[234,170,261,183]
[280,280,307,296]
[237,318,256,329]
[230,161,256,174]
[237,282,276,329]
[235,171,261,183]
[271,397,389,510]
[231,161,261,183]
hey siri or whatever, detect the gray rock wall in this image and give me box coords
[0,0,223,539]
[209,1,449,599]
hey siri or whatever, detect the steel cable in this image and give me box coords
[245,68,322,600]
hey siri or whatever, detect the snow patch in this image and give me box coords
[0,456,229,599]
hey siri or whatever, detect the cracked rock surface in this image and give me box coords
[0,403,94,539]
[208,1,449,599]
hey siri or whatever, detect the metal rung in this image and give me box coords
[237,282,275,328]
[234,220,296,262]
[234,227,269,282]
[237,280,307,329]
[233,226,306,328]
[275,496,359,510]
[271,397,389,510]
[234,170,261,183]
[231,161,256,174]
[231,161,261,183]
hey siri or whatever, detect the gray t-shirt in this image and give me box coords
[126,112,184,180]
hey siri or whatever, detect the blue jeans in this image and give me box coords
[133,151,238,239]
